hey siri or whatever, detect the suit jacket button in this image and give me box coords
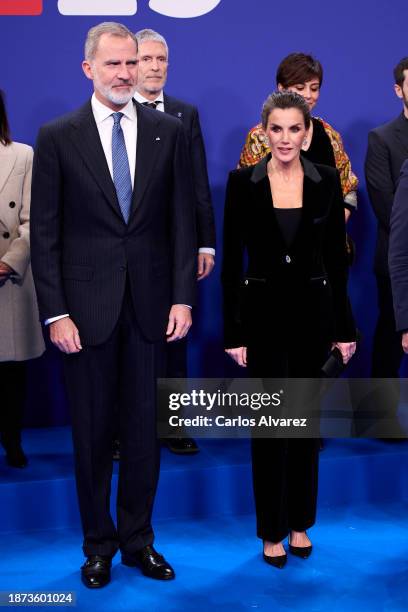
[3,232,10,239]
[9,201,16,208]
[120,265,126,271]
[285,255,291,263]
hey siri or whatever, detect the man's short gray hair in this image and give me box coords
[85,22,137,62]
[134,28,169,59]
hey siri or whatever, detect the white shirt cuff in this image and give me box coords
[45,314,69,325]
[198,248,215,256]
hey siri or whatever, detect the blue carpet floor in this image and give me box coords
[0,505,407,611]
[1,431,408,610]
[1,430,408,531]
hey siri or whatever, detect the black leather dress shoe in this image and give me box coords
[122,545,175,580]
[165,437,199,454]
[81,555,111,588]
[5,444,28,468]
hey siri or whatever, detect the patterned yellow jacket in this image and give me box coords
[238,118,358,209]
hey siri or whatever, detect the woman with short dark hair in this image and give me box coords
[0,90,45,467]
[223,91,356,568]
[239,53,358,220]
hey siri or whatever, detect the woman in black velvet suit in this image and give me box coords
[222,91,356,568]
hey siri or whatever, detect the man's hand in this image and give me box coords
[0,262,15,279]
[402,331,408,354]
[166,305,192,342]
[50,317,82,354]
[225,346,247,367]
[197,253,215,280]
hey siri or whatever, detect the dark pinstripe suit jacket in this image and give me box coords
[30,99,196,345]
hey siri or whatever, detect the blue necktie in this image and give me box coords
[112,112,132,223]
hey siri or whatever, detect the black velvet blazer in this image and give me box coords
[222,155,355,355]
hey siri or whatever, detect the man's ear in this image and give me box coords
[82,60,93,81]
[394,83,403,100]
[277,83,284,92]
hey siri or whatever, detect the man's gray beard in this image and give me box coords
[95,80,137,106]
[107,89,136,106]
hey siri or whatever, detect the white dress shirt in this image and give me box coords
[92,94,137,188]
[133,91,164,113]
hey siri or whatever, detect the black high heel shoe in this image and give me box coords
[263,543,287,569]
[288,533,312,559]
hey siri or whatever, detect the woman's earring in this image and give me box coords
[303,138,308,147]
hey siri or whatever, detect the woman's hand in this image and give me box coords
[225,346,247,367]
[332,341,356,364]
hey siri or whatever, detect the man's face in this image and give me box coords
[395,69,408,116]
[82,33,138,110]
[136,40,168,98]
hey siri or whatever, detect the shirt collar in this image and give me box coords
[91,93,137,124]
[133,90,164,106]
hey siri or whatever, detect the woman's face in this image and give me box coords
[265,107,307,164]
[278,78,320,111]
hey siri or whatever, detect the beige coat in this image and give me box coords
[0,141,45,361]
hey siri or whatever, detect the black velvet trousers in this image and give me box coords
[248,340,324,543]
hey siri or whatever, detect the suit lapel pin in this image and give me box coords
[155,137,161,141]
[177,112,182,118]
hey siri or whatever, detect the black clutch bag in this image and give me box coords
[321,347,345,378]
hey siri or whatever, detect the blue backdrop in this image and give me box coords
[1,0,407,425]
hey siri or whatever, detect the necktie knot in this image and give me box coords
[112,112,124,125]
[142,101,160,110]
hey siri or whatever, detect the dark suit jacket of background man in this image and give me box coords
[364,112,408,433]
[389,158,408,331]
[163,94,215,251]
[365,112,408,393]
[366,113,408,277]
[30,100,196,343]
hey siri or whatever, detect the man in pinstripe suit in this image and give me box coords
[31,22,196,587]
